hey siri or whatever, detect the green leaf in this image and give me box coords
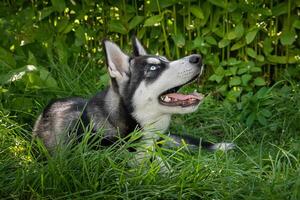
[144,15,163,26]
[128,16,144,30]
[205,54,220,66]
[27,51,37,66]
[108,20,127,34]
[261,109,272,118]
[54,37,68,65]
[267,55,298,64]
[263,38,273,55]
[218,39,230,48]
[271,2,288,16]
[62,23,74,34]
[209,74,224,83]
[257,114,267,125]
[214,75,224,83]
[225,67,237,76]
[256,55,265,62]
[172,32,185,48]
[231,41,245,51]
[241,74,252,86]
[237,67,249,75]
[257,7,272,17]
[234,23,245,38]
[256,87,268,99]
[227,58,241,66]
[208,0,225,8]
[51,0,65,12]
[192,36,203,47]
[246,112,256,127]
[226,31,238,40]
[38,7,54,21]
[215,66,225,75]
[205,36,217,45]
[11,97,33,112]
[34,23,54,42]
[217,84,228,93]
[226,89,242,102]
[190,6,204,19]
[227,2,237,12]
[229,76,241,86]
[224,70,232,76]
[246,48,257,59]
[200,47,208,55]
[250,66,262,73]
[293,20,300,29]
[75,26,85,46]
[0,47,16,69]
[280,30,296,46]
[145,0,176,12]
[27,72,42,88]
[57,19,70,33]
[0,86,8,94]
[253,77,266,86]
[246,28,259,44]
[125,4,136,14]
[39,68,58,88]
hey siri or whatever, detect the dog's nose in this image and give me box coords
[189,54,202,65]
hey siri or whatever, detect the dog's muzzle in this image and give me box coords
[158,54,204,108]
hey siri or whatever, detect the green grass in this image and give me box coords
[1,62,300,199]
[1,103,300,199]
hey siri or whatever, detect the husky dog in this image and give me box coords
[33,37,234,160]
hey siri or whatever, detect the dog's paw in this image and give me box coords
[211,142,235,151]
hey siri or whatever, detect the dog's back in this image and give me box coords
[33,97,87,150]
[33,88,139,151]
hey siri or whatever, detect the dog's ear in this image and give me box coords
[132,36,147,56]
[103,40,130,80]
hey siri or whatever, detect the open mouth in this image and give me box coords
[158,74,204,107]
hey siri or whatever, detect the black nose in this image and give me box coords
[189,54,202,65]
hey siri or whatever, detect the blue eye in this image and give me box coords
[150,65,158,71]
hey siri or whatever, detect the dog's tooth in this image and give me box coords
[164,96,171,102]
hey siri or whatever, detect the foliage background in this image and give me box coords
[0,0,300,126]
[0,0,300,199]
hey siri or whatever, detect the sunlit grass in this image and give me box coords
[1,89,299,199]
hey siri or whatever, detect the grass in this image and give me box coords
[0,62,300,199]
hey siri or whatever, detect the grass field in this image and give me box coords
[0,61,300,200]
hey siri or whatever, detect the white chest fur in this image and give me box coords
[133,109,171,140]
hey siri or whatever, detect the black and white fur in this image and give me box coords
[33,37,234,159]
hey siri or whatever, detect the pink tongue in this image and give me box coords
[166,93,202,100]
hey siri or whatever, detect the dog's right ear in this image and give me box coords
[132,36,147,57]
[103,40,130,81]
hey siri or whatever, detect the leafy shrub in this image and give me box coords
[0,0,299,126]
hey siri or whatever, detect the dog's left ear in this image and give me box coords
[103,40,130,81]
[132,36,147,57]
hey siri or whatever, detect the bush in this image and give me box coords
[0,0,299,124]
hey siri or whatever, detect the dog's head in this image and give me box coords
[103,37,204,122]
